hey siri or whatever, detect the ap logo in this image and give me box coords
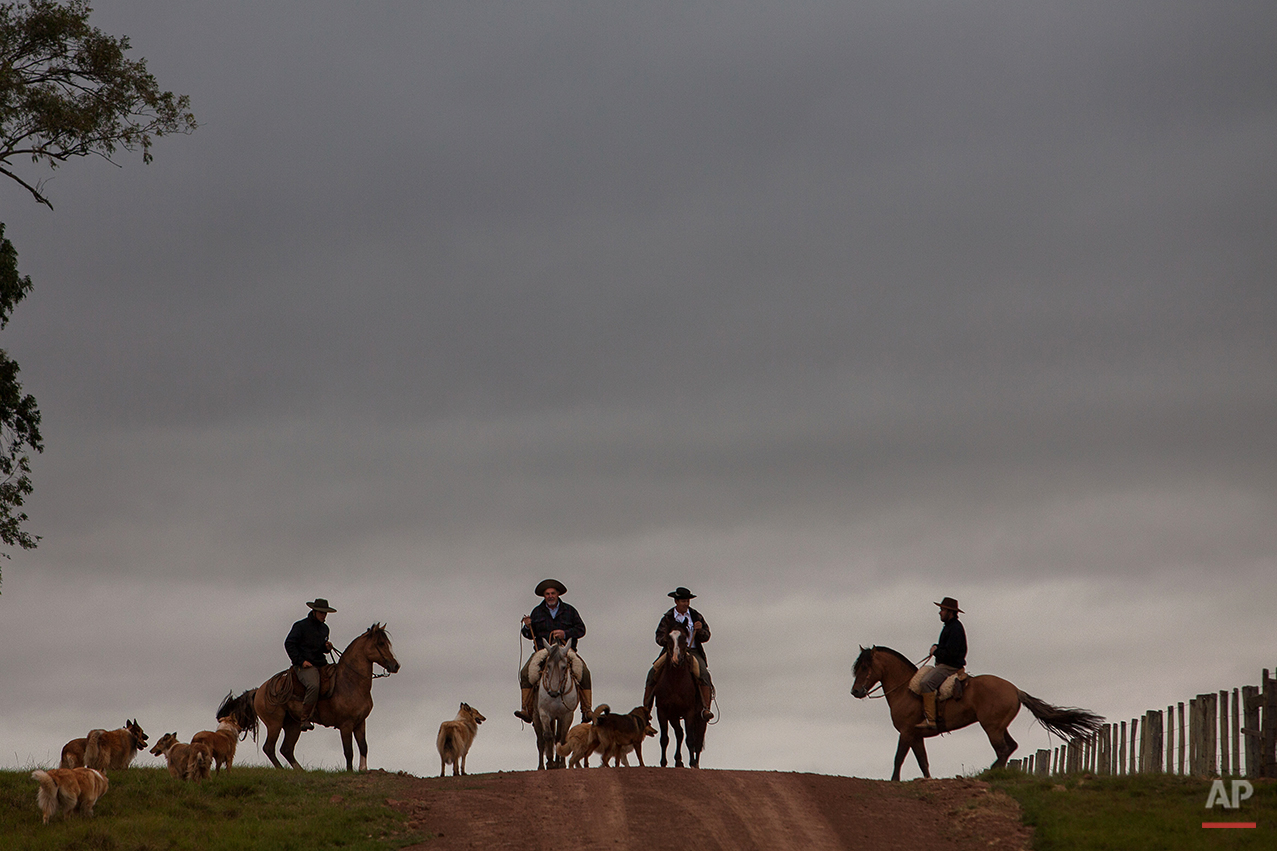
[1205,779,1253,810]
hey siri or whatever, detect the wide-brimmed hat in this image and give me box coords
[934,597,963,613]
[307,598,337,613]
[535,579,567,596]
[668,587,697,600]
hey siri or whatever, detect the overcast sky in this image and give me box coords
[1,1,1274,779]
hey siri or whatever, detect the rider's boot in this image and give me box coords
[579,688,594,724]
[298,704,316,732]
[513,687,535,723]
[699,683,715,720]
[916,692,938,730]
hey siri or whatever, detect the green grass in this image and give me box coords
[1,767,426,851]
[982,769,1276,850]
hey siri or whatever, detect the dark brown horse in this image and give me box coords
[652,627,707,768]
[850,645,1102,781]
[232,623,400,771]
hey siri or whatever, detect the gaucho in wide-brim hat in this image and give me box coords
[934,596,963,613]
[668,586,697,600]
[306,598,337,613]
[535,579,567,596]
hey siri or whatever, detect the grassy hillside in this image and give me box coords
[1,766,425,850]
[984,770,1276,850]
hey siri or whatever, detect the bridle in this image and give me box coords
[854,650,932,700]
[331,643,394,679]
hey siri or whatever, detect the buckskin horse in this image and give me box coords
[850,645,1103,781]
[533,640,578,770]
[231,623,400,771]
[652,627,707,768]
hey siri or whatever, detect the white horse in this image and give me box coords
[533,642,578,769]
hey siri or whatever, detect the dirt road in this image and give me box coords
[389,768,1031,850]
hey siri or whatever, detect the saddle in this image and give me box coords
[908,666,968,701]
[265,664,338,709]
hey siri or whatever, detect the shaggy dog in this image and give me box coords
[593,705,655,767]
[31,767,109,825]
[81,720,148,771]
[556,721,602,768]
[436,702,486,777]
[191,715,242,773]
[149,733,213,782]
[59,737,89,769]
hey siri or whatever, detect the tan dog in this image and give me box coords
[593,705,655,767]
[436,702,485,777]
[150,732,213,782]
[191,715,241,772]
[557,721,602,768]
[82,719,149,771]
[59,737,89,769]
[31,767,109,825]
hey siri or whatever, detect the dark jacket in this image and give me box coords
[934,617,967,668]
[521,601,586,650]
[655,607,711,662]
[285,613,331,668]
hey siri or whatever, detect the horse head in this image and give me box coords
[850,645,879,699]
[665,628,690,667]
[363,623,401,674]
[540,642,573,699]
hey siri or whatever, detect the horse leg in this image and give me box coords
[658,713,670,767]
[983,722,1018,768]
[891,736,910,781]
[263,722,285,769]
[912,738,930,778]
[340,725,355,772]
[672,718,685,768]
[280,722,305,770]
[354,718,369,772]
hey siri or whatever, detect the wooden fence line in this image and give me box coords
[1006,667,1277,778]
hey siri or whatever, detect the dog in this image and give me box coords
[82,719,148,771]
[592,705,655,767]
[557,721,603,768]
[59,737,89,769]
[436,702,486,777]
[31,767,109,825]
[150,732,213,782]
[191,715,241,772]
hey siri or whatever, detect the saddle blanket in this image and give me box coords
[908,666,967,700]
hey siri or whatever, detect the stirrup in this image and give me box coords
[513,710,532,722]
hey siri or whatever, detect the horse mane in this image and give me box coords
[869,645,918,673]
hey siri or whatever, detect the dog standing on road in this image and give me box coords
[191,716,242,773]
[593,705,656,767]
[31,767,109,825]
[436,703,485,777]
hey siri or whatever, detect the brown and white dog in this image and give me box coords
[150,732,213,782]
[592,705,655,767]
[79,720,148,771]
[31,767,109,825]
[191,716,241,773]
[436,702,486,777]
[59,737,89,769]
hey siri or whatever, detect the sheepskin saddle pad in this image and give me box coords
[908,666,968,700]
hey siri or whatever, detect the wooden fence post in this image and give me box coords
[1232,689,1241,777]
[1242,685,1260,777]
[1219,690,1230,776]
[1264,669,1277,778]
[1119,721,1126,775]
[1036,748,1050,776]
[1177,701,1185,775]
[1189,697,1201,775]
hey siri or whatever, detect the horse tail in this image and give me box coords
[1018,690,1104,740]
[231,688,261,743]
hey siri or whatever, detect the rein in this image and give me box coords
[860,652,932,700]
[330,645,393,678]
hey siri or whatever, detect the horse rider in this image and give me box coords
[514,579,594,724]
[916,596,966,730]
[642,586,714,720]
[285,598,336,730]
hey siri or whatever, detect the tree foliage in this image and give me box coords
[0,223,41,569]
[1,0,197,208]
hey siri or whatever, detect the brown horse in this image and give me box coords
[233,623,400,771]
[850,645,1102,781]
[652,627,707,768]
